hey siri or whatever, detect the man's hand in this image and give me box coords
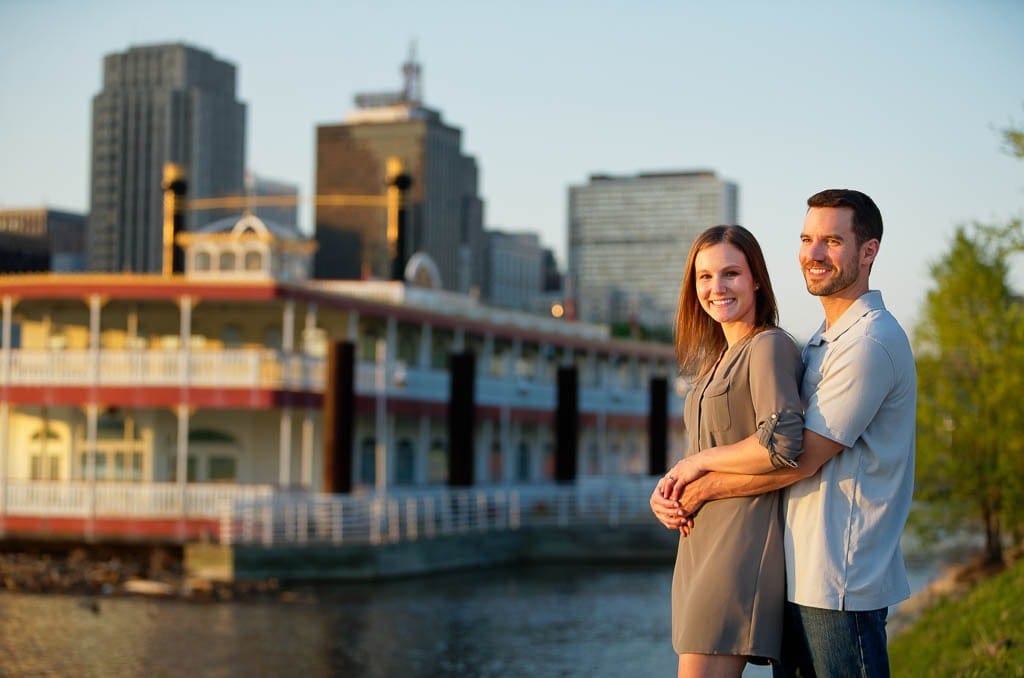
[677,476,708,522]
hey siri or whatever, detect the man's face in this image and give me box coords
[799,206,869,297]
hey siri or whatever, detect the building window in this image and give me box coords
[359,438,376,485]
[395,439,415,485]
[219,251,237,271]
[264,327,282,350]
[195,250,212,271]
[208,456,237,482]
[222,325,242,349]
[244,249,262,271]
[517,442,531,482]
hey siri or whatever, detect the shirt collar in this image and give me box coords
[806,290,886,346]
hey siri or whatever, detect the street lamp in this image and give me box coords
[386,158,413,281]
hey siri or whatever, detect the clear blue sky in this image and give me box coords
[1,0,1021,336]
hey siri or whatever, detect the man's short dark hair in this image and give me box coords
[807,189,883,245]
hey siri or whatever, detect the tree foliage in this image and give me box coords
[913,219,1024,563]
[1003,110,1024,159]
[913,117,1024,563]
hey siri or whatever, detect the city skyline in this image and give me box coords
[1,1,1022,335]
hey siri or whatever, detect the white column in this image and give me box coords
[500,405,513,485]
[301,409,314,488]
[89,294,102,392]
[87,294,102,526]
[176,404,189,511]
[417,415,430,485]
[0,295,12,522]
[508,338,522,378]
[374,339,388,495]
[279,410,293,487]
[127,306,138,345]
[417,323,432,369]
[179,296,192,383]
[478,420,492,484]
[89,293,101,352]
[282,300,295,352]
[303,304,318,390]
[385,317,397,372]
[85,403,98,531]
[279,300,296,486]
[303,303,319,341]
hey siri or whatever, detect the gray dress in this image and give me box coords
[672,328,804,662]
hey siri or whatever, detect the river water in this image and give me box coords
[0,558,944,677]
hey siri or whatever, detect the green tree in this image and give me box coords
[913,222,1024,564]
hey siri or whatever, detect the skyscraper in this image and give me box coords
[88,43,246,273]
[0,208,86,273]
[568,171,739,326]
[314,48,484,293]
[245,172,300,233]
[483,230,546,312]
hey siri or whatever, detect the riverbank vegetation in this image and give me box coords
[889,554,1024,675]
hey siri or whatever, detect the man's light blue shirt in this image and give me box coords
[784,290,917,611]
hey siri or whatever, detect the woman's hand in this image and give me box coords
[650,472,696,534]
[663,457,706,500]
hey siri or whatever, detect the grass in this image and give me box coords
[889,556,1024,676]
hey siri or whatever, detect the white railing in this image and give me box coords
[4,481,275,518]
[0,478,661,545]
[217,477,659,547]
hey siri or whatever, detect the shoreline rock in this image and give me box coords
[0,544,282,603]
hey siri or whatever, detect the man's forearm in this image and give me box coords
[681,466,807,515]
[678,428,841,516]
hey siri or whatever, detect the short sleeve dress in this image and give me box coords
[671,328,804,662]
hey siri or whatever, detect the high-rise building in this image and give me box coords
[88,43,246,273]
[245,172,300,233]
[0,208,87,273]
[483,230,546,312]
[314,48,484,293]
[568,171,739,326]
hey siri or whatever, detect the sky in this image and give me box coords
[1,0,1022,337]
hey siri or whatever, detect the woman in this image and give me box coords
[650,225,804,677]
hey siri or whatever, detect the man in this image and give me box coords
[651,189,917,677]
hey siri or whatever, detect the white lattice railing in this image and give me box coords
[0,477,661,545]
[3,481,275,518]
[217,477,659,546]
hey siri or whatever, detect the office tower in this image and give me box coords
[314,48,484,293]
[568,171,739,326]
[88,43,246,273]
[0,208,87,273]
[483,230,546,312]
[245,173,300,233]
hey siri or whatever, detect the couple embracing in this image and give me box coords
[649,189,916,678]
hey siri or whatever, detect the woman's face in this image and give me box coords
[694,242,758,333]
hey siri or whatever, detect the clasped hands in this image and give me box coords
[649,456,706,537]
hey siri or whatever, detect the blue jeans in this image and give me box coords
[771,602,890,678]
